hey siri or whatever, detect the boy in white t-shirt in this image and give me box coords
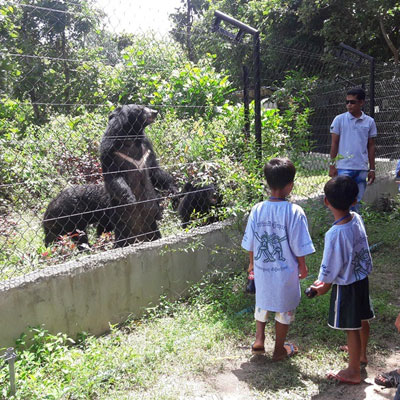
[310,175,374,384]
[242,158,315,361]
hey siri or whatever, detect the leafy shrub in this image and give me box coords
[1,110,107,207]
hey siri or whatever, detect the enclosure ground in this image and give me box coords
[145,345,400,400]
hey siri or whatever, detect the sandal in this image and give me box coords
[375,370,400,388]
[251,344,265,355]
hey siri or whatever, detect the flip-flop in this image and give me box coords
[284,342,298,358]
[375,370,400,388]
[251,344,265,355]
[327,372,361,385]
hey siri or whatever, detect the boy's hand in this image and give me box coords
[395,312,400,333]
[297,256,308,279]
[298,264,308,279]
[311,280,332,296]
[248,263,254,273]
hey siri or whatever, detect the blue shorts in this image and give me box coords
[337,169,367,211]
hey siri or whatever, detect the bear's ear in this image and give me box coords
[109,106,122,121]
[182,182,194,193]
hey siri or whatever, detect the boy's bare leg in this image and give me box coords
[272,320,292,361]
[253,320,266,349]
[360,320,369,365]
[332,330,361,383]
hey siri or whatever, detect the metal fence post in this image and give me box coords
[253,32,261,160]
[339,43,375,117]
[212,11,262,160]
[243,65,250,137]
[3,347,17,396]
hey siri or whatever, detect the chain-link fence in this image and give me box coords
[1,1,399,284]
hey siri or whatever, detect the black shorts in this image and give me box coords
[328,277,374,330]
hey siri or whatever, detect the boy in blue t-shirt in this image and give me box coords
[242,158,315,361]
[310,175,374,384]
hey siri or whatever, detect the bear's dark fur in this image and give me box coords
[99,104,177,247]
[43,184,113,250]
[177,182,222,228]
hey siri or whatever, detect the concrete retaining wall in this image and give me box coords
[0,221,242,348]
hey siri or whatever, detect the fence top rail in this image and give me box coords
[213,10,259,36]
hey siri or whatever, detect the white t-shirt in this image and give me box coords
[330,111,377,171]
[318,212,372,285]
[241,201,315,312]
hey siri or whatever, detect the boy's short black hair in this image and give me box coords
[324,176,359,211]
[346,87,366,101]
[263,158,296,189]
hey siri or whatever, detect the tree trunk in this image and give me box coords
[61,27,71,111]
[186,0,194,61]
[379,16,399,64]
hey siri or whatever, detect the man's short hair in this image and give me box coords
[347,87,366,101]
[263,158,296,189]
[324,176,359,211]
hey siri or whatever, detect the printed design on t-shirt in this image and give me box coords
[352,248,371,281]
[253,231,287,263]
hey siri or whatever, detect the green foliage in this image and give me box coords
[271,71,318,162]
[0,97,34,138]
[0,111,107,206]
[2,0,105,123]
[169,0,400,95]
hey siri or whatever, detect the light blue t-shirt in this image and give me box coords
[330,111,377,171]
[241,201,315,312]
[318,212,372,285]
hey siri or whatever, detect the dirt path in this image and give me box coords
[179,347,400,400]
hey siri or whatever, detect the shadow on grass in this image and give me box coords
[232,356,309,393]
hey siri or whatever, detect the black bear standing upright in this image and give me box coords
[177,182,222,228]
[43,184,113,250]
[99,105,177,247]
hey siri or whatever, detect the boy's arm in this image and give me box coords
[297,256,308,279]
[395,312,400,333]
[311,279,332,296]
[248,251,254,273]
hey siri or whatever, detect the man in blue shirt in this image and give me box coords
[328,87,377,212]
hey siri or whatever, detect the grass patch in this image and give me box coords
[1,200,400,399]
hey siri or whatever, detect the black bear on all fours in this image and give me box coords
[177,182,222,228]
[43,184,113,250]
[99,104,177,247]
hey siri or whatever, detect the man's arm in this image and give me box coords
[367,137,376,185]
[329,133,340,177]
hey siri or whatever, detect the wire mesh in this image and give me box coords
[1,0,399,284]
